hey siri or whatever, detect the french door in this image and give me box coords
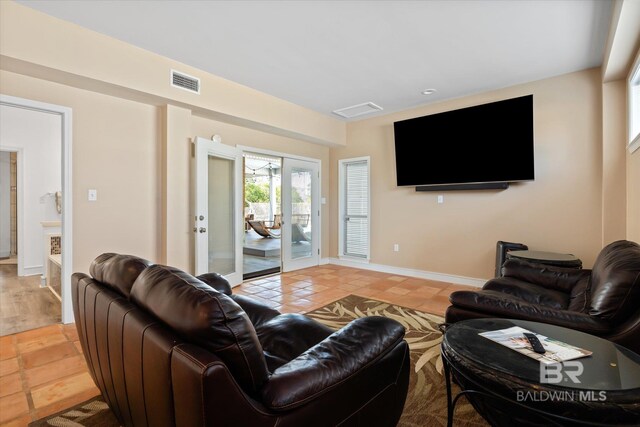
[281,158,320,271]
[193,137,243,285]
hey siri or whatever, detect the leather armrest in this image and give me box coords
[449,290,611,335]
[501,259,591,293]
[260,316,405,411]
[196,272,232,295]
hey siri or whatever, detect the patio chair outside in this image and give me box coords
[248,220,281,238]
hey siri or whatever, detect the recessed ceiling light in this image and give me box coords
[421,89,437,95]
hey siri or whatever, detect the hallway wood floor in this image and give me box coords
[0,265,60,337]
[0,263,471,425]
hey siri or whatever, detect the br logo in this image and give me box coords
[540,361,584,384]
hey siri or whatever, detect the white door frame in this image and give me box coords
[237,145,322,272]
[193,136,243,285]
[0,94,74,324]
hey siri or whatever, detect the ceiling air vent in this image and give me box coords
[332,102,383,119]
[171,70,200,94]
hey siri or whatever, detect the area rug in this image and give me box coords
[306,294,487,427]
[31,294,487,427]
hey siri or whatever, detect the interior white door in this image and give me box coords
[194,137,243,285]
[281,158,320,272]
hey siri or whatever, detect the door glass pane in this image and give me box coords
[208,155,235,275]
[290,168,312,260]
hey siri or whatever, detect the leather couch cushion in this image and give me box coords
[255,313,334,372]
[589,240,640,323]
[567,276,590,312]
[130,264,269,394]
[90,253,152,298]
[501,259,591,293]
[483,277,569,309]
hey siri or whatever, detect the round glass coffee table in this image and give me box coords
[441,319,640,427]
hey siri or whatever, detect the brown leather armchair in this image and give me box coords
[72,253,410,427]
[446,240,640,354]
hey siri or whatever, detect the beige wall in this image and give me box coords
[0,1,345,147]
[1,70,161,273]
[0,70,332,275]
[330,68,604,280]
[191,116,331,258]
[628,145,640,241]
[162,105,192,271]
[602,80,627,243]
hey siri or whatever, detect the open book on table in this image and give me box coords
[479,326,592,364]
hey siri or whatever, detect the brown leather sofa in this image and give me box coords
[72,253,410,427]
[446,240,640,354]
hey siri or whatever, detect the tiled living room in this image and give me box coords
[1,1,639,426]
[2,265,465,425]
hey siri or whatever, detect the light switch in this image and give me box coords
[88,189,97,201]
[437,195,444,204]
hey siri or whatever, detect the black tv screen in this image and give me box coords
[393,95,534,187]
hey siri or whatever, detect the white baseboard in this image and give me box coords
[326,257,485,288]
[22,265,43,277]
[320,257,331,265]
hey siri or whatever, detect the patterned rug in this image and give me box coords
[30,294,487,426]
[306,294,487,427]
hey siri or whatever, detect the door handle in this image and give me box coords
[199,227,207,233]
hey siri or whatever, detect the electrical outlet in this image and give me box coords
[393,244,399,252]
[437,195,444,204]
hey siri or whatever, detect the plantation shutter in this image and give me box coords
[343,160,369,258]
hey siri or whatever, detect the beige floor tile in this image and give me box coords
[25,355,87,389]
[17,334,67,354]
[0,372,23,397]
[21,341,78,370]
[31,372,98,410]
[34,387,99,421]
[0,341,17,361]
[0,357,19,377]
[1,413,33,427]
[15,324,62,344]
[0,391,29,424]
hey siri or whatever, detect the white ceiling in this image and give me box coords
[18,0,613,121]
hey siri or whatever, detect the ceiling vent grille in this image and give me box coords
[332,102,383,119]
[171,70,200,94]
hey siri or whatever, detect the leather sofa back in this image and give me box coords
[72,273,179,426]
[130,264,269,393]
[589,240,640,323]
[89,253,152,298]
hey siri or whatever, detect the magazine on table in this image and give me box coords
[479,326,592,364]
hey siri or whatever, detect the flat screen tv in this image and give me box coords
[393,95,534,188]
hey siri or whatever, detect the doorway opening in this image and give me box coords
[0,95,73,334]
[243,153,282,280]
[0,112,62,335]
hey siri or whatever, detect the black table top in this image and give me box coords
[443,319,640,391]
[507,250,580,263]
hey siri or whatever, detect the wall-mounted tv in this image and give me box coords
[393,95,534,189]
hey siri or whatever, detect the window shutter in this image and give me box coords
[344,160,369,258]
